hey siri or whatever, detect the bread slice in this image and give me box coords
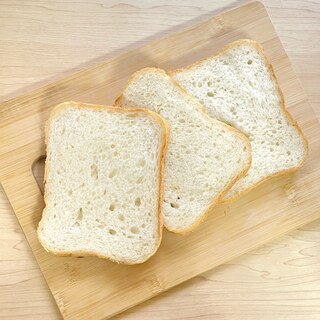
[38,101,168,264]
[115,68,251,234]
[171,39,308,201]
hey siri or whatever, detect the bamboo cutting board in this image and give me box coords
[1,1,320,319]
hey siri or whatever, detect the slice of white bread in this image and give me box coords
[38,101,168,264]
[171,39,308,201]
[115,68,251,234]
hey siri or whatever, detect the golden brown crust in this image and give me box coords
[38,101,169,265]
[115,67,252,235]
[170,39,309,203]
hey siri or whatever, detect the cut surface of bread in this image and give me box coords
[115,68,251,233]
[38,101,168,264]
[171,39,308,201]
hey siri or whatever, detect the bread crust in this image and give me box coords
[37,101,169,264]
[115,68,252,235]
[170,39,309,203]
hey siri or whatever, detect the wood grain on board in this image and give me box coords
[1,1,320,320]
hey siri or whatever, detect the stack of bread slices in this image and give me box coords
[38,39,308,264]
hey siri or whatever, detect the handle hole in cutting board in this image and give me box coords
[32,156,45,195]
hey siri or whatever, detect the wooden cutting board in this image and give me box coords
[1,1,320,319]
